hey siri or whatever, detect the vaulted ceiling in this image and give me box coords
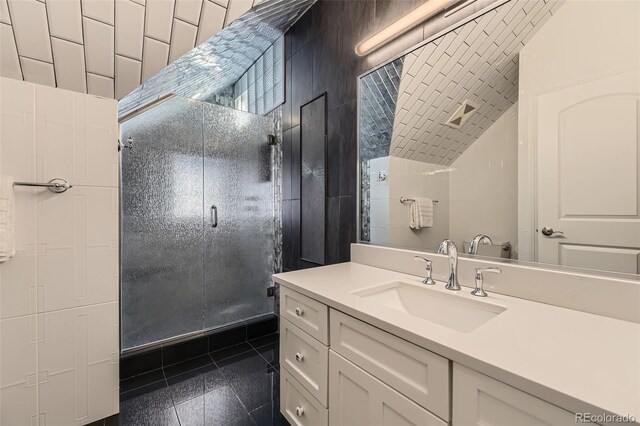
[390,0,563,165]
[0,0,271,100]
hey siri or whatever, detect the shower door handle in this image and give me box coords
[210,205,218,227]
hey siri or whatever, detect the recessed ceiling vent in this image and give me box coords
[445,100,477,129]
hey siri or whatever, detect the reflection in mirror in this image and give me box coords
[358,0,640,276]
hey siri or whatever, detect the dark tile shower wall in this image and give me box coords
[281,0,431,269]
[281,0,501,270]
[120,315,278,380]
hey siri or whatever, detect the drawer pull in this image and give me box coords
[295,352,304,363]
[295,307,304,316]
[295,406,304,417]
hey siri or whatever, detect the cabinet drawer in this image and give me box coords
[281,286,329,344]
[453,363,576,425]
[281,369,328,426]
[280,318,329,407]
[330,309,450,420]
[329,350,447,426]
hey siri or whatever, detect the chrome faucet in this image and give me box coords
[414,256,435,285]
[437,239,460,291]
[472,267,501,297]
[468,234,493,255]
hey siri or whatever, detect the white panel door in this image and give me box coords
[536,68,640,274]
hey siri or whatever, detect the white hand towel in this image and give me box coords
[409,197,433,229]
[0,175,15,262]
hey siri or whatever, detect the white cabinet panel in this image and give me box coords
[281,369,328,426]
[453,363,575,426]
[281,286,328,344]
[330,309,450,420]
[329,351,447,426]
[281,318,328,407]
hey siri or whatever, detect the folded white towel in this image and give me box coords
[409,197,434,229]
[0,175,15,262]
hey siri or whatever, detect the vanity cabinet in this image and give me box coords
[279,286,584,426]
[452,364,576,426]
[329,351,447,426]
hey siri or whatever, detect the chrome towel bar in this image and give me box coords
[400,196,438,204]
[13,178,72,193]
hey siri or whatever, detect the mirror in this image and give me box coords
[358,0,640,276]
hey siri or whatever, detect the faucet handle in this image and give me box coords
[472,267,501,297]
[414,256,435,285]
[475,267,502,276]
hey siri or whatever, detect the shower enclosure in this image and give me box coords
[120,96,279,351]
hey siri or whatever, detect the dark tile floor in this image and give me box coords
[117,333,288,426]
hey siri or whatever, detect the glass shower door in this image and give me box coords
[203,103,276,329]
[120,97,205,350]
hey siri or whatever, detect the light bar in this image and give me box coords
[355,0,462,56]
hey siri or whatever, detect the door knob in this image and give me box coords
[541,227,565,237]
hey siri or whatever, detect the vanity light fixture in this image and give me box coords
[355,0,464,56]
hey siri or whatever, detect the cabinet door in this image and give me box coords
[329,351,446,426]
[453,363,576,426]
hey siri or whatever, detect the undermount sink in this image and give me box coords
[351,281,506,332]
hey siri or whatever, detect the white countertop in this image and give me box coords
[273,262,640,423]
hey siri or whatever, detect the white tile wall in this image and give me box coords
[46,0,84,44]
[1,0,256,101]
[142,37,170,82]
[170,18,198,62]
[369,156,450,251]
[0,0,10,24]
[0,77,119,425]
[86,72,114,98]
[225,0,251,26]
[197,0,225,44]
[7,0,53,62]
[0,23,23,80]
[20,57,55,87]
[51,37,87,94]
[145,0,176,43]
[174,0,203,25]
[115,0,145,61]
[389,0,559,166]
[449,103,519,257]
[83,17,114,77]
[81,0,114,25]
[115,55,142,100]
